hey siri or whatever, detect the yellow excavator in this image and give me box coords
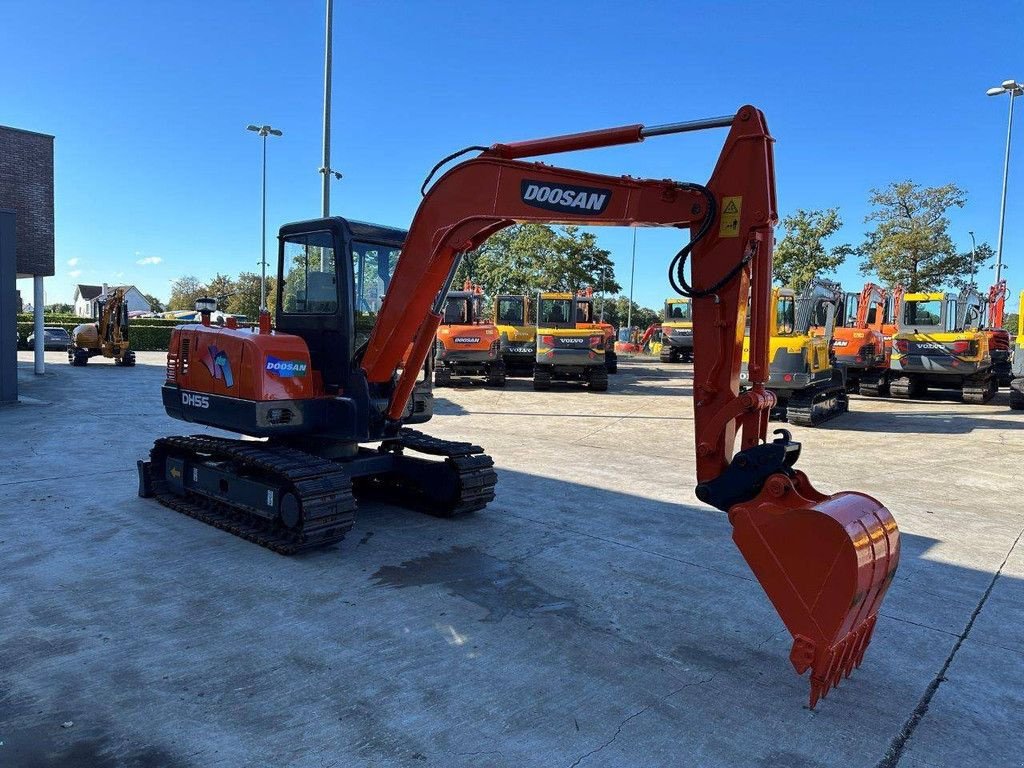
[660,297,693,362]
[889,288,995,402]
[533,290,608,391]
[742,281,847,426]
[68,287,136,367]
[494,293,536,376]
[1011,290,1024,410]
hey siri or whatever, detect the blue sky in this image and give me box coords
[5,0,1023,312]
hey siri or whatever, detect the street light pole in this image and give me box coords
[626,228,637,332]
[320,0,334,217]
[968,230,977,284]
[986,79,1023,286]
[247,124,283,311]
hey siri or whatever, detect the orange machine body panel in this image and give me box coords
[166,324,324,402]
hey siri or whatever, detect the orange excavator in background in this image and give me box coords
[573,286,618,372]
[860,284,903,398]
[433,281,506,387]
[832,283,887,394]
[137,107,898,707]
[986,279,1012,386]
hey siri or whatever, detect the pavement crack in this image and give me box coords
[566,674,715,768]
[876,524,1024,768]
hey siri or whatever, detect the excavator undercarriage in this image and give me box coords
[138,107,899,707]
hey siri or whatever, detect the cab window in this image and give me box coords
[283,231,337,314]
[776,296,795,334]
[540,299,571,325]
[443,298,469,324]
[904,300,942,327]
[497,298,524,325]
[576,301,592,323]
[665,301,692,321]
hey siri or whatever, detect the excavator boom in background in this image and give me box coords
[139,107,899,707]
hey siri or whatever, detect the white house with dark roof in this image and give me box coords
[73,283,152,317]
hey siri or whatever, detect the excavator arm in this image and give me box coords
[856,282,887,330]
[989,279,1009,328]
[363,107,899,706]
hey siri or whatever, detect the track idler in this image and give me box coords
[727,468,899,708]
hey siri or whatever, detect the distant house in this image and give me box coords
[73,284,152,318]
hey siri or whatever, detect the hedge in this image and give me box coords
[16,313,189,327]
[16,321,174,351]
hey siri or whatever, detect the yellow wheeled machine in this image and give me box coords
[742,283,847,426]
[494,294,536,377]
[68,287,135,367]
[889,289,995,403]
[660,297,693,362]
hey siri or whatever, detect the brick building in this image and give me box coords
[1,124,56,401]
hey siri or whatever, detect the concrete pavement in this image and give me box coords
[1,351,1022,767]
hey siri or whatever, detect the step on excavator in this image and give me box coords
[831,283,888,394]
[986,280,1012,387]
[68,286,136,367]
[137,107,899,707]
[573,287,618,373]
[433,281,506,387]
[533,290,608,391]
[743,281,849,426]
[889,288,996,403]
[494,293,536,376]
[1010,290,1024,410]
[660,297,694,362]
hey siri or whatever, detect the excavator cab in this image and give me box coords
[494,294,536,376]
[661,297,694,362]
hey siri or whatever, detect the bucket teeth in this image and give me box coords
[801,616,879,709]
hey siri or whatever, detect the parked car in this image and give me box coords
[27,326,73,350]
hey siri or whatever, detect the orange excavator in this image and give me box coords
[574,286,618,372]
[433,281,506,387]
[137,107,898,707]
[986,279,1012,386]
[860,284,904,398]
[832,283,888,394]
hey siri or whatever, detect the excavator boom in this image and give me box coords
[362,107,899,706]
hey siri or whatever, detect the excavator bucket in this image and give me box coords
[728,470,899,708]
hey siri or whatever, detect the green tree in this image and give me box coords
[226,272,276,320]
[458,224,620,295]
[142,293,165,312]
[168,275,205,310]
[773,208,852,291]
[859,182,988,291]
[1006,313,1019,336]
[600,296,660,331]
[206,273,237,304]
[44,303,75,314]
